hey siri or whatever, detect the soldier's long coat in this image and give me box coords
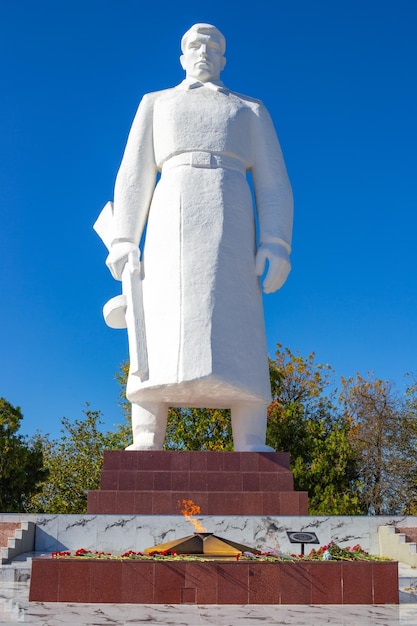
[112,81,293,408]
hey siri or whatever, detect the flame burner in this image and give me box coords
[144,532,261,559]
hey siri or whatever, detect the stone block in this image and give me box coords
[28,558,399,604]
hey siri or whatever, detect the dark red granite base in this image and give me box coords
[29,558,399,604]
[87,451,308,515]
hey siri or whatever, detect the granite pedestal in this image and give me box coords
[87,451,308,515]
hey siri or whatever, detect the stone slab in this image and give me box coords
[5,513,417,559]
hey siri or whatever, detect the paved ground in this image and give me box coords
[1,557,417,625]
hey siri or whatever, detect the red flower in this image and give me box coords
[51,551,71,558]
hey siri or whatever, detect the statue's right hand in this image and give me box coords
[106,242,138,281]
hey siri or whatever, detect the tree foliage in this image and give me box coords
[165,407,233,450]
[27,406,117,514]
[340,373,417,515]
[0,398,48,512]
[113,361,133,448]
[401,379,417,514]
[266,346,362,515]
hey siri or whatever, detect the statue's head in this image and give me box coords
[180,23,226,83]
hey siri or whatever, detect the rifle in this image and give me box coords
[93,201,149,380]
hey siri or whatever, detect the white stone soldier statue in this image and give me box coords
[95,23,293,452]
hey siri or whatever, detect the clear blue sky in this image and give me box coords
[1,0,416,439]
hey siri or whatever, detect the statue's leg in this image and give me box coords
[231,402,275,452]
[125,402,168,450]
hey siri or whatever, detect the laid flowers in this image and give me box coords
[51,542,390,562]
[306,542,390,562]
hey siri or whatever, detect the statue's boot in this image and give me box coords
[125,402,168,450]
[231,402,275,452]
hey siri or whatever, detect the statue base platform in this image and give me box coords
[87,450,308,516]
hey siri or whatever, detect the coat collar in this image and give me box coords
[176,78,229,94]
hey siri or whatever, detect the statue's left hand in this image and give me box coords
[255,243,291,294]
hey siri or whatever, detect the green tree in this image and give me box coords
[401,378,417,514]
[112,361,135,448]
[0,398,48,512]
[28,406,118,514]
[266,346,363,515]
[341,373,417,515]
[165,407,233,450]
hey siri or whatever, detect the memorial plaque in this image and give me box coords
[287,531,319,555]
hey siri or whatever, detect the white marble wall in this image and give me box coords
[2,514,417,556]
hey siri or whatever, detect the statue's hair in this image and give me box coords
[181,23,226,55]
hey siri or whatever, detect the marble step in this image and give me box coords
[0,552,35,582]
[398,562,417,603]
[0,522,35,565]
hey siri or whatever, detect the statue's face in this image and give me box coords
[180,32,226,82]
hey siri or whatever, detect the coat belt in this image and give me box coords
[162,151,246,176]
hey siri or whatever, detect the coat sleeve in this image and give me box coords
[111,94,158,247]
[250,102,294,253]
